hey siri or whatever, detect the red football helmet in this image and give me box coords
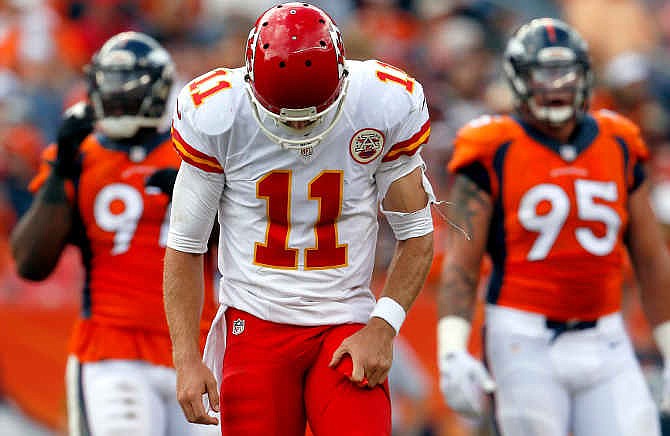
[245,2,348,150]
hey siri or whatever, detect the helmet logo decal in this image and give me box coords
[349,128,385,164]
[329,23,345,78]
[245,27,258,81]
[559,145,577,162]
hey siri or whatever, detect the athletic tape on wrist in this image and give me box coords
[437,316,471,357]
[369,297,406,335]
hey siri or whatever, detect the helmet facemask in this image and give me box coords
[524,62,589,126]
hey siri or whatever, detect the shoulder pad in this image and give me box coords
[177,67,244,137]
[350,60,425,121]
[593,109,649,161]
[449,115,518,173]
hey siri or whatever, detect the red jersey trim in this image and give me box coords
[382,120,430,162]
[171,125,224,174]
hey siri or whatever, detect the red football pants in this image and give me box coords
[220,308,391,436]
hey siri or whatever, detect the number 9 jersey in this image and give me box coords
[448,110,648,321]
[29,133,217,367]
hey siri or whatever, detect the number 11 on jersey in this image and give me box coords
[254,170,348,270]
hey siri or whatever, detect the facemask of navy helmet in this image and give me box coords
[503,18,593,127]
[86,31,175,140]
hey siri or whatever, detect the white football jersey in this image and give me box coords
[169,60,431,326]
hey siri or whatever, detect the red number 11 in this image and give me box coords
[254,170,348,269]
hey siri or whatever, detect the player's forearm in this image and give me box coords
[438,258,479,321]
[627,184,670,326]
[164,247,205,366]
[10,173,72,280]
[380,232,434,312]
[635,252,670,326]
[635,245,670,364]
[438,174,491,321]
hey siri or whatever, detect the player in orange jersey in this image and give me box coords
[437,18,670,435]
[10,32,217,436]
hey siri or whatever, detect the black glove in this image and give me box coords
[145,168,178,198]
[54,102,95,178]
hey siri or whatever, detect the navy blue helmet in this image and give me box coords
[503,18,593,126]
[86,31,175,139]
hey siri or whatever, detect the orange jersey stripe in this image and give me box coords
[382,120,430,162]
[171,126,224,173]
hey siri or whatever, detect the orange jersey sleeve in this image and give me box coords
[448,115,521,198]
[593,109,649,191]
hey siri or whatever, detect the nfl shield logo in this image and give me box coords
[560,145,577,162]
[232,318,245,335]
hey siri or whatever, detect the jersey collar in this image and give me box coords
[96,131,170,157]
[512,114,599,160]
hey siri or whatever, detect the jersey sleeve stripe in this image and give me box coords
[171,126,224,174]
[382,120,431,162]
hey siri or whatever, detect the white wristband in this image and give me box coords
[437,316,471,357]
[654,320,670,360]
[370,297,406,335]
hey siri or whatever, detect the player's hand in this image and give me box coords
[54,102,95,178]
[175,359,220,425]
[145,168,178,198]
[439,350,496,417]
[328,317,395,388]
[660,361,670,414]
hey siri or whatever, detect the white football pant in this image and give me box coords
[485,305,660,436]
[66,357,220,436]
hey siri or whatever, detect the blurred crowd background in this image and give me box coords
[1,0,670,435]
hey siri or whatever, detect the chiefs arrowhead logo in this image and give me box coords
[349,128,385,164]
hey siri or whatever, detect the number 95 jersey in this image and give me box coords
[448,111,648,321]
[170,60,430,326]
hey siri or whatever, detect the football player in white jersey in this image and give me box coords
[162,3,435,435]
